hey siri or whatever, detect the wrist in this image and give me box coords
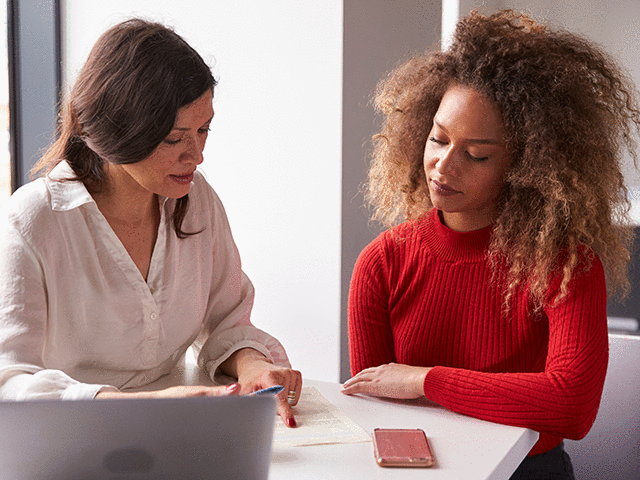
[414,367,431,397]
[221,347,271,378]
[95,390,126,399]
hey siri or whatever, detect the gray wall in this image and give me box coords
[341,0,441,381]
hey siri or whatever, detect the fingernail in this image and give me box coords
[226,383,239,392]
[287,417,297,428]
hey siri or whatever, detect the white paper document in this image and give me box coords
[272,386,371,447]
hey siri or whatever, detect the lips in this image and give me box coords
[169,172,195,185]
[431,179,461,196]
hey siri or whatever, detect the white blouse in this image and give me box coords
[0,161,290,400]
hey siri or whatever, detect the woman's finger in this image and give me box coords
[275,395,297,428]
[341,379,372,396]
[266,368,302,407]
[342,370,374,389]
[286,370,302,406]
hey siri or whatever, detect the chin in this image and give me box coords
[161,183,193,199]
[429,197,449,211]
[166,190,191,200]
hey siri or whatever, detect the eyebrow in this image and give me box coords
[172,114,214,131]
[433,119,501,145]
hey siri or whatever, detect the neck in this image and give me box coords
[93,164,158,225]
[439,209,496,232]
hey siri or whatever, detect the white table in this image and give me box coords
[139,364,538,480]
[271,379,537,480]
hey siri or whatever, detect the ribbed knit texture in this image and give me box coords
[348,208,608,456]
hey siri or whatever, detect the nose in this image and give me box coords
[435,145,462,177]
[181,134,205,165]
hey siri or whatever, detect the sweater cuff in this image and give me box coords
[423,366,450,405]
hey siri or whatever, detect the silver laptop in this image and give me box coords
[0,394,276,480]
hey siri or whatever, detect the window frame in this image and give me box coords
[7,0,61,191]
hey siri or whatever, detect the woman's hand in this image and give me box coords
[222,348,302,428]
[95,383,241,399]
[341,363,431,399]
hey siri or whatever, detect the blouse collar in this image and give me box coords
[46,160,169,212]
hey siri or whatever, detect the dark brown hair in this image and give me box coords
[33,18,216,238]
[366,10,640,309]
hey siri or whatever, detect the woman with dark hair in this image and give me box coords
[341,10,640,478]
[0,18,301,427]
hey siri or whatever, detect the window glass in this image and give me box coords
[0,5,10,210]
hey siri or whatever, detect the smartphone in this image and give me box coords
[372,428,434,468]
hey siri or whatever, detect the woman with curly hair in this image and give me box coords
[341,10,640,479]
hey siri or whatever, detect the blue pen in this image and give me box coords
[248,385,284,396]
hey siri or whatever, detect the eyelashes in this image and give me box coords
[428,137,489,162]
[164,127,210,145]
[467,153,488,162]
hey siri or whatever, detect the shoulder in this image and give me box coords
[355,217,429,274]
[2,163,95,253]
[176,169,233,237]
[187,169,225,212]
[573,246,605,284]
[3,178,53,236]
[558,245,604,278]
[5,159,94,231]
[374,215,433,254]
[545,246,606,304]
[6,177,50,212]
[174,169,225,222]
[0,178,58,264]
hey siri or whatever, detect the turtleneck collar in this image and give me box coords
[418,208,493,263]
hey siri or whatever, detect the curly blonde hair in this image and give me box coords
[366,10,640,309]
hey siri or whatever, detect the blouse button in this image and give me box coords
[150,312,158,321]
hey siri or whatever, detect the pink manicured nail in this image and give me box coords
[226,383,239,392]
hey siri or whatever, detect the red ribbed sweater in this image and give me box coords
[348,208,608,456]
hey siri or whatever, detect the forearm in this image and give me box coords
[423,360,606,439]
[95,384,241,399]
[219,347,271,380]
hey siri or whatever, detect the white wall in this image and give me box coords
[62,1,343,382]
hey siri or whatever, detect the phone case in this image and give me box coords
[372,428,434,468]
